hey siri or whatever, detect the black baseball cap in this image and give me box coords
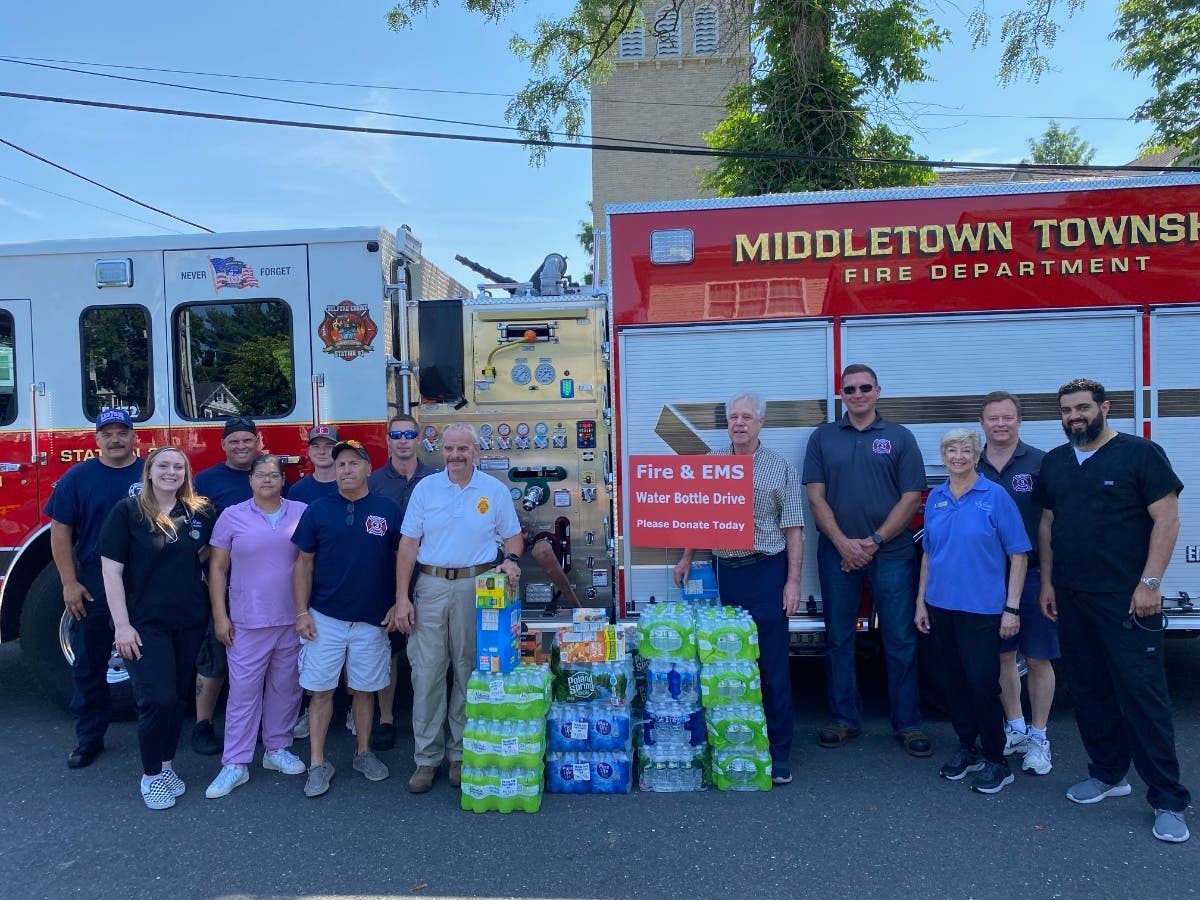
[222,416,258,438]
[332,439,371,464]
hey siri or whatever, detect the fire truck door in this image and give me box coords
[0,299,40,536]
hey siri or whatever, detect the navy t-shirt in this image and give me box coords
[292,492,402,624]
[195,461,291,514]
[289,475,340,505]
[43,457,146,579]
[95,497,216,629]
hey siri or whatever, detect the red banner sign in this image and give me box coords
[627,454,755,550]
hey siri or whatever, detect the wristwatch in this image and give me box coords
[1139,576,1162,590]
[870,532,884,546]
[504,552,521,563]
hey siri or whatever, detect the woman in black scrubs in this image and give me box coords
[99,446,215,810]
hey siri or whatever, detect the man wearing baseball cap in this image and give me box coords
[290,425,341,505]
[291,440,403,797]
[44,408,144,768]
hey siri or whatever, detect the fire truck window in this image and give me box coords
[173,300,295,420]
[80,306,152,422]
[0,311,15,426]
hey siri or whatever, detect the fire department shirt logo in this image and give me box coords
[477,497,490,514]
[365,515,388,536]
[871,438,893,454]
[318,300,378,361]
[210,257,260,291]
[1011,473,1034,492]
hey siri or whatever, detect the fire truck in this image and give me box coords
[606,173,1200,647]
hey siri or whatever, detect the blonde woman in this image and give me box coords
[97,446,215,810]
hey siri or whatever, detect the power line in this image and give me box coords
[0,172,183,233]
[0,136,214,232]
[1,89,1192,174]
[0,53,1138,123]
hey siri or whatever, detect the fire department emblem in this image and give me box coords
[365,515,388,536]
[871,438,892,454]
[477,497,490,514]
[317,301,378,361]
[1011,473,1034,492]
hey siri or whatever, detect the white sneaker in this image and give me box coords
[141,774,176,810]
[346,709,356,736]
[1022,736,1053,775]
[292,711,310,740]
[262,748,307,775]
[1003,723,1030,756]
[160,768,186,798]
[205,764,249,799]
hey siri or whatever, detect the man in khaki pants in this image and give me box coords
[387,423,523,793]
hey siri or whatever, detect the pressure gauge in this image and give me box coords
[497,423,512,438]
[515,423,531,438]
[534,362,556,385]
[479,424,494,439]
[534,422,549,437]
[511,364,532,386]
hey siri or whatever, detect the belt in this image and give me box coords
[418,562,495,580]
[715,551,778,569]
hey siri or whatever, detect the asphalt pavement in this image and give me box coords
[1,639,1196,900]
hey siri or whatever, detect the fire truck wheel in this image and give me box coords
[21,564,136,720]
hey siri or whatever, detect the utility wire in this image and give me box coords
[1,90,1194,174]
[0,172,183,233]
[0,54,1139,122]
[0,136,214,232]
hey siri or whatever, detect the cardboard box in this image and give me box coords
[556,624,626,663]
[477,601,521,673]
[476,572,518,609]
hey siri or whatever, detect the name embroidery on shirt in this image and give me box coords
[477,497,490,514]
[365,515,388,536]
[871,438,892,454]
[1011,473,1033,492]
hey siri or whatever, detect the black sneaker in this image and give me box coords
[970,761,1015,794]
[370,722,397,752]
[939,748,985,781]
[191,720,220,756]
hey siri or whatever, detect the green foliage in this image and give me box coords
[577,200,594,285]
[1112,0,1200,158]
[967,0,1087,84]
[1021,120,1097,164]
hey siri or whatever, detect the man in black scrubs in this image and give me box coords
[1036,377,1191,843]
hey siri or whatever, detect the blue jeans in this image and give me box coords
[818,535,922,733]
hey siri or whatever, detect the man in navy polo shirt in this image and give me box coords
[45,408,144,769]
[289,425,340,504]
[292,439,402,798]
[803,363,931,757]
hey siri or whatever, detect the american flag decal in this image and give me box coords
[210,257,261,291]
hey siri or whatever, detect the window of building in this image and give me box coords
[694,6,719,54]
[81,305,153,422]
[0,310,14,426]
[173,300,295,420]
[654,6,681,57]
[618,26,645,58]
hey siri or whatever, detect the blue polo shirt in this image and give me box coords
[802,414,926,558]
[978,440,1045,567]
[195,461,290,515]
[922,476,1031,614]
[43,457,146,582]
[289,475,339,505]
[291,491,402,624]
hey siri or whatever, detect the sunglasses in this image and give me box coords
[345,501,355,527]
[226,416,256,428]
[389,429,419,440]
[841,384,876,395]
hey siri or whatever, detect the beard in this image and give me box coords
[1063,412,1105,447]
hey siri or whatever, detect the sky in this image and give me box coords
[0,1,1160,285]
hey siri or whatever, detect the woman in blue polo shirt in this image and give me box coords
[915,428,1030,795]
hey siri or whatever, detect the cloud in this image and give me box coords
[0,195,43,219]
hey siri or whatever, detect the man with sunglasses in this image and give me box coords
[366,414,435,751]
[292,440,402,797]
[1034,378,1190,843]
[803,364,931,757]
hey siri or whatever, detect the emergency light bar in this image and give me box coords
[649,229,694,265]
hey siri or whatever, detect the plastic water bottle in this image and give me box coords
[681,559,719,604]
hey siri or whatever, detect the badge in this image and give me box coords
[190,529,201,540]
[934,500,949,509]
[477,497,490,514]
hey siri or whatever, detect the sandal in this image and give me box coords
[817,722,862,748]
[899,729,934,758]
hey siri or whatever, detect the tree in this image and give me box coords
[1021,120,1096,164]
[577,200,594,285]
[387,1,944,192]
[1112,0,1200,158]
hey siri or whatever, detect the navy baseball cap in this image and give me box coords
[96,408,134,430]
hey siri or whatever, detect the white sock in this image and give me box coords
[1029,726,1047,743]
[1007,717,1027,734]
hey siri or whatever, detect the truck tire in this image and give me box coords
[20,564,136,721]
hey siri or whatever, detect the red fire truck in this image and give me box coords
[606,173,1200,647]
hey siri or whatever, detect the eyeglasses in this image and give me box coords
[389,429,419,440]
[841,384,876,395]
[345,501,355,526]
[251,471,283,481]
